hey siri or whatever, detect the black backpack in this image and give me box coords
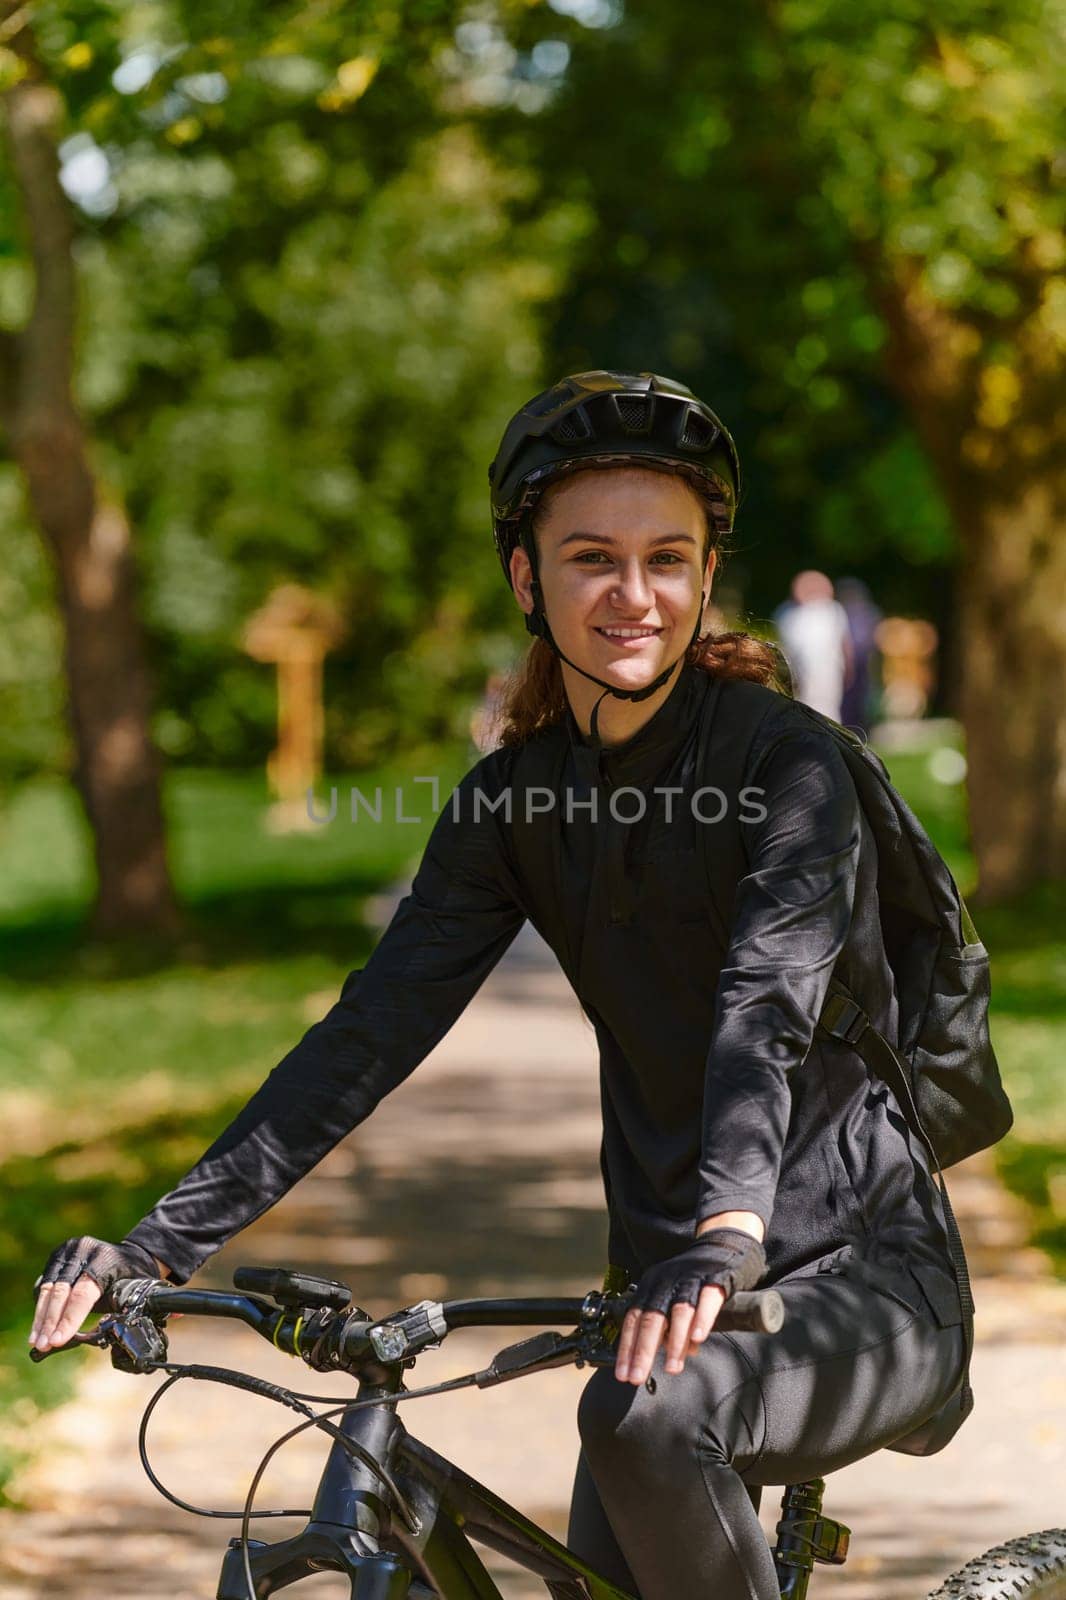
[687,677,1012,1455]
[687,678,1013,1177]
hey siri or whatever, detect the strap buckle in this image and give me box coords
[819,992,869,1046]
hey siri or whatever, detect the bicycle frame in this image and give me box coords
[213,1385,853,1599]
[215,1375,636,1599]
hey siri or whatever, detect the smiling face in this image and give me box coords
[508,465,717,739]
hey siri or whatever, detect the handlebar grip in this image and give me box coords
[715,1290,784,1334]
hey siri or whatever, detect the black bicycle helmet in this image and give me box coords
[486,371,741,747]
[489,370,741,587]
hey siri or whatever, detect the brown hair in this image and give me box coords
[495,465,784,748]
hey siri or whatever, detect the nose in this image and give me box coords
[608,559,654,612]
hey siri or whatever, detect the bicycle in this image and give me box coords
[31,1266,1066,1600]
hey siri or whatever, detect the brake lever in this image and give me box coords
[28,1327,110,1363]
[101,1311,170,1373]
[27,1308,170,1374]
[474,1329,584,1388]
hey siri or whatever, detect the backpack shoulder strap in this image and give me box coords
[693,676,781,949]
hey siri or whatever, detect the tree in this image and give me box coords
[0,0,559,923]
[0,9,179,937]
[505,0,1065,901]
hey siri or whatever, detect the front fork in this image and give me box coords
[216,1370,418,1599]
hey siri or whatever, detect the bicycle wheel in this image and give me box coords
[927,1530,1066,1600]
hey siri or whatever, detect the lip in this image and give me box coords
[594,626,663,648]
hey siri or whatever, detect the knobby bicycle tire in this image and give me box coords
[927,1529,1066,1600]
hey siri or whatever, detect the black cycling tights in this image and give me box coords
[568,1274,967,1600]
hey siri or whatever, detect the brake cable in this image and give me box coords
[136,1369,312,1520]
[232,1350,592,1600]
[126,1315,601,1600]
[136,1361,430,1527]
[135,1358,515,1600]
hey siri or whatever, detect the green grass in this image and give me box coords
[968,888,1066,1280]
[0,759,469,1105]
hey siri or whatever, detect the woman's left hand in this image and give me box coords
[614,1285,726,1385]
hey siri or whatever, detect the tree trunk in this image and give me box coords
[0,23,181,939]
[959,483,1066,902]
[862,251,1066,903]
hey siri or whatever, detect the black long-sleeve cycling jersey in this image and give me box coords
[127,662,962,1328]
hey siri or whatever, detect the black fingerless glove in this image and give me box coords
[36,1236,163,1307]
[632,1227,767,1318]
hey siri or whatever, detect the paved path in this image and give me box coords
[2,899,1063,1598]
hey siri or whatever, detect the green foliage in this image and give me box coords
[784,1,1062,307]
[117,124,577,766]
[500,0,1064,617]
[0,0,582,775]
[814,433,955,567]
[5,0,1061,774]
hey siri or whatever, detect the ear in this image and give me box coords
[509,544,535,615]
[702,546,718,606]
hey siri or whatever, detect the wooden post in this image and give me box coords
[242,585,344,830]
[875,616,938,721]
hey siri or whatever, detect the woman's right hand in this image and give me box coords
[30,1236,166,1352]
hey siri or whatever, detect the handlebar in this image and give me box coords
[30,1270,786,1383]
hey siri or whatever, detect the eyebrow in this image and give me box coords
[556,531,699,549]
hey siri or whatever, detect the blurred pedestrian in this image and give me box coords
[837,577,883,734]
[773,570,852,721]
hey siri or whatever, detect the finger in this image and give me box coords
[30,1282,59,1344]
[664,1301,696,1373]
[688,1285,726,1345]
[32,1283,72,1347]
[626,1311,668,1387]
[614,1308,644,1379]
[36,1281,81,1347]
[49,1278,102,1346]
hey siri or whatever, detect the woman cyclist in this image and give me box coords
[31,371,970,1600]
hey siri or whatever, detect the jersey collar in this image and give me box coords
[564,660,704,786]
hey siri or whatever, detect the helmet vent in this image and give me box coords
[680,409,717,450]
[615,394,653,434]
[552,410,590,444]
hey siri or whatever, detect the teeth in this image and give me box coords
[598,627,659,638]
